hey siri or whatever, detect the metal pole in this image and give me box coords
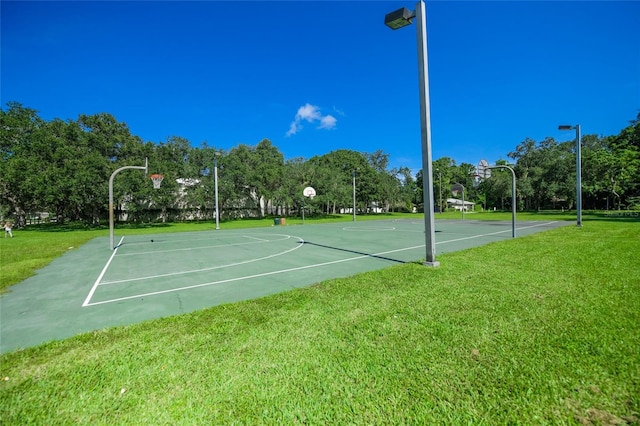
[214,157,220,230]
[415,0,438,267]
[461,185,465,221]
[576,124,582,227]
[109,182,114,249]
[511,167,516,237]
[352,170,356,221]
[109,160,148,249]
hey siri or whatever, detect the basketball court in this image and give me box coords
[0,218,570,353]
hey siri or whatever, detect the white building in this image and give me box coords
[446,198,475,212]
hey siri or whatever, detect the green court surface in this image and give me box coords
[1,219,570,353]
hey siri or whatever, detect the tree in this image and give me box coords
[78,113,149,223]
[308,150,369,215]
[396,166,417,212]
[254,139,285,216]
[452,162,477,205]
[278,157,310,216]
[147,136,192,222]
[604,114,640,209]
[35,119,90,223]
[482,159,514,211]
[419,157,456,212]
[224,144,259,217]
[180,142,222,220]
[4,101,639,224]
[0,103,45,226]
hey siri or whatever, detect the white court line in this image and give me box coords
[99,235,304,285]
[118,234,290,257]
[121,233,258,247]
[436,220,559,243]
[82,236,124,307]
[343,226,396,231]
[244,235,269,242]
[83,242,425,306]
[84,221,559,307]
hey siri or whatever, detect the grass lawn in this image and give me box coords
[1,212,638,424]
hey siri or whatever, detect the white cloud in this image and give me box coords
[318,114,337,130]
[286,103,339,137]
[295,103,322,122]
[286,121,302,137]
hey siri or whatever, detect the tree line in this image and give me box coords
[1,102,639,227]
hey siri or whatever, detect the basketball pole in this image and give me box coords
[108,159,148,250]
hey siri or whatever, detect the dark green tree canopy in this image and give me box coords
[2,102,638,226]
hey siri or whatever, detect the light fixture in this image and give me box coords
[384,7,415,30]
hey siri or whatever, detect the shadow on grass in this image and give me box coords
[469,210,640,223]
[584,211,640,223]
[532,210,640,223]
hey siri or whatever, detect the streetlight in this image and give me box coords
[385,0,439,267]
[214,152,221,230]
[352,170,357,222]
[558,124,582,227]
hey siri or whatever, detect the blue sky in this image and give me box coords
[2,1,639,173]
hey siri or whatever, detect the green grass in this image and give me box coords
[1,213,639,424]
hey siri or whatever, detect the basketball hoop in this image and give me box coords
[150,174,164,189]
[451,183,464,196]
[477,159,491,179]
[303,186,316,199]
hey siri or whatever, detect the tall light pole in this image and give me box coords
[385,0,439,267]
[352,170,357,221]
[559,124,582,227]
[214,153,220,230]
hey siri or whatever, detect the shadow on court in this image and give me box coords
[301,240,410,265]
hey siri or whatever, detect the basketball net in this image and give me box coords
[150,174,164,189]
